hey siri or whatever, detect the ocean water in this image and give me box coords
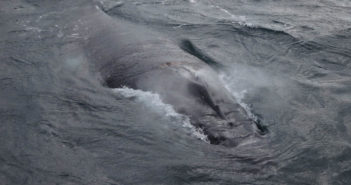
[1,0,351,184]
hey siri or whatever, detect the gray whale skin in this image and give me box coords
[74,5,266,146]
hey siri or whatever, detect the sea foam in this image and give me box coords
[113,87,208,142]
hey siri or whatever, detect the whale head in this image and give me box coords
[105,64,266,147]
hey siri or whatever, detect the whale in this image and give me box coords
[69,5,266,146]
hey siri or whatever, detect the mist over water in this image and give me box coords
[1,0,351,184]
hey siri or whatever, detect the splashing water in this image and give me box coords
[219,73,260,123]
[113,86,209,142]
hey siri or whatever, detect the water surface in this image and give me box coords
[1,0,351,184]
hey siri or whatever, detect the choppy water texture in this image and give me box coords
[1,0,351,184]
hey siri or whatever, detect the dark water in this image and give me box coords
[1,0,351,184]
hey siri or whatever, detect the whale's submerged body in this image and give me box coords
[72,5,265,146]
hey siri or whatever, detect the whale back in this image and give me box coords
[77,6,262,146]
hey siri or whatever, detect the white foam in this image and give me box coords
[113,87,208,142]
[209,4,255,27]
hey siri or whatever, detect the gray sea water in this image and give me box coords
[1,0,351,184]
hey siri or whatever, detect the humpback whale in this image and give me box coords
[71,5,266,146]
